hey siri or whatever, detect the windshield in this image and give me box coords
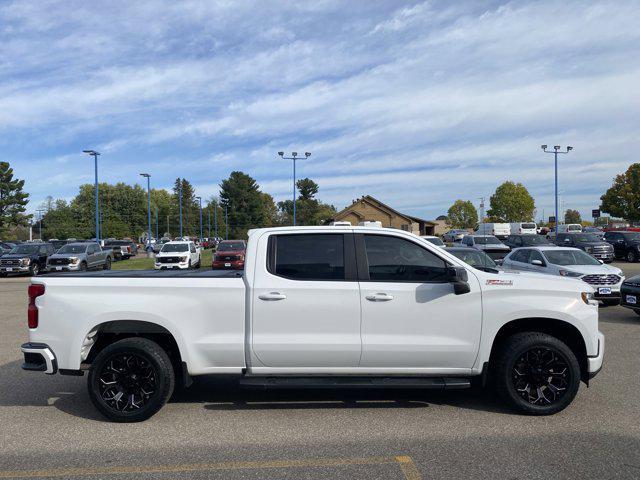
[10,244,39,254]
[522,236,551,245]
[474,236,501,245]
[58,244,88,254]
[449,249,497,268]
[218,242,245,251]
[567,225,582,231]
[161,243,189,253]
[572,234,601,243]
[424,237,444,246]
[543,250,601,266]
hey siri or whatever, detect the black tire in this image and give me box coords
[634,310,640,317]
[187,259,192,270]
[601,299,620,307]
[493,332,580,415]
[88,338,174,422]
[79,261,87,271]
[103,258,112,270]
[30,264,40,276]
[627,250,637,263]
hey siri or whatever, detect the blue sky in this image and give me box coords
[2,0,639,221]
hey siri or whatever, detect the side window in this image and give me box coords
[530,250,545,265]
[39,245,47,254]
[270,234,345,281]
[364,234,448,282]
[190,243,196,253]
[512,249,530,263]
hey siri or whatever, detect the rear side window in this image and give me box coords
[511,249,531,263]
[363,234,447,282]
[270,234,345,280]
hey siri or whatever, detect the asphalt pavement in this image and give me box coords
[0,264,639,479]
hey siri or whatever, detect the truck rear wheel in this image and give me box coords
[493,332,580,415]
[88,338,175,422]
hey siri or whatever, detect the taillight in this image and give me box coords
[27,283,45,329]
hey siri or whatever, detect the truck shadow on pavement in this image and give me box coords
[0,360,517,421]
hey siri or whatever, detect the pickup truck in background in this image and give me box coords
[21,226,604,422]
[0,242,55,276]
[104,240,135,260]
[212,240,246,269]
[154,240,200,269]
[46,242,113,272]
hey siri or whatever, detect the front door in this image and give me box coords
[357,233,482,370]
[251,233,361,368]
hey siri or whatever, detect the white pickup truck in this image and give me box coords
[21,226,604,422]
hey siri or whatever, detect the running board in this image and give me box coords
[239,376,471,390]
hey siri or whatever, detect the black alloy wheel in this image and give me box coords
[627,250,637,263]
[80,262,87,271]
[494,332,580,415]
[88,338,174,422]
[104,258,112,270]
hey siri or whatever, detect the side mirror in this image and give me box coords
[446,266,471,295]
[531,259,543,266]
[564,238,571,243]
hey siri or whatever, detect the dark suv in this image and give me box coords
[604,230,640,262]
[503,234,552,250]
[0,242,55,276]
[555,233,614,262]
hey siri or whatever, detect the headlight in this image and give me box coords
[69,257,79,264]
[20,258,31,266]
[559,269,582,278]
[581,292,595,304]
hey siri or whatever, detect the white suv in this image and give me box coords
[154,241,200,270]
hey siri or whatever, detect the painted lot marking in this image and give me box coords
[0,455,421,479]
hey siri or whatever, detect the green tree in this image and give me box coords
[600,163,640,222]
[219,171,269,238]
[0,161,30,236]
[277,178,336,226]
[172,178,198,236]
[447,200,478,229]
[564,209,582,224]
[487,181,535,222]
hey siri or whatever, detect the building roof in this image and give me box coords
[332,195,436,225]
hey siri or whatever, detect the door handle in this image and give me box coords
[258,292,287,301]
[365,293,394,302]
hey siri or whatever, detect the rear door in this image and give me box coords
[357,233,482,370]
[251,232,361,368]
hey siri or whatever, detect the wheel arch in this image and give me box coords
[488,317,589,383]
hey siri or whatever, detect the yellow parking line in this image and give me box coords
[0,455,421,479]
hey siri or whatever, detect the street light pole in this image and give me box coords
[478,197,485,224]
[82,150,101,243]
[278,151,311,226]
[207,208,211,238]
[155,207,159,241]
[140,173,152,253]
[214,201,218,237]
[541,145,573,228]
[196,196,203,243]
[36,209,45,240]
[178,180,183,239]
[225,203,229,240]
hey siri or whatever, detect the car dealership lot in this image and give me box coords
[1,265,639,479]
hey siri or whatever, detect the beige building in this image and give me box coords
[331,195,438,235]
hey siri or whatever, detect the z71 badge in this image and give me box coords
[486,279,513,286]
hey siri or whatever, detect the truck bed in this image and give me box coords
[44,269,243,278]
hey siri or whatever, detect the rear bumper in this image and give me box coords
[21,343,57,374]
[587,332,604,378]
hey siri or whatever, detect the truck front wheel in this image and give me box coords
[88,338,175,422]
[494,332,580,415]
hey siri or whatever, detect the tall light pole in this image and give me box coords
[207,207,211,238]
[36,209,45,240]
[278,151,311,226]
[195,196,203,243]
[214,200,218,237]
[541,145,572,228]
[478,197,485,224]
[225,203,229,240]
[178,180,183,239]
[82,150,101,243]
[140,173,152,252]
[155,206,159,241]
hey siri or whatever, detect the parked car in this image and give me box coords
[104,240,135,260]
[20,225,604,421]
[152,238,171,254]
[555,233,614,263]
[619,275,640,316]
[475,223,510,240]
[446,246,500,273]
[460,235,510,261]
[47,242,113,272]
[0,242,55,276]
[603,230,640,262]
[503,234,553,250]
[420,235,445,248]
[509,222,537,235]
[548,223,582,239]
[502,246,623,305]
[154,241,201,270]
[442,229,468,243]
[212,240,247,269]
[583,226,604,238]
[48,239,70,252]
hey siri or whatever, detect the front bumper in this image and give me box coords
[47,263,80,272]
[155,262,189,270]
[21,343,57,374]
[587,332,605,379]
[0,265,30,273]
[585,250,614,261]
[619,284,640,310]
[212,261,244,270]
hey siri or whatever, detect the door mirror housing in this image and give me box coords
[531,259,543,266]
[446,266,470,295]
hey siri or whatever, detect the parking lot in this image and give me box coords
[0,264,639,480]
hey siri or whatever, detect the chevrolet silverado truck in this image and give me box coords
[20,226,604,422]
